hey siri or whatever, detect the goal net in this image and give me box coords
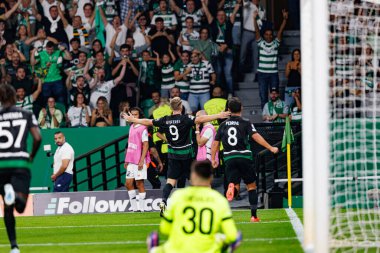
[329,0,380,251]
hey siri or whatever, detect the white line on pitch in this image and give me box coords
[0,220,290,230]
[0,237,299,247]
[285,208,304,246]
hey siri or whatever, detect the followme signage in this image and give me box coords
[33,190,163,216]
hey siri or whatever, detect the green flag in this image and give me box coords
[95,5,106,47]
[281,116,294,152]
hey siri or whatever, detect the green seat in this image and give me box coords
[55,102,67,128]
[140,99,154,118]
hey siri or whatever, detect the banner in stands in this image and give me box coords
[33,190,163,216]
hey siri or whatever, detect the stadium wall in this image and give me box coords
[29,127,130,192]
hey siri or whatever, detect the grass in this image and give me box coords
[0,209,303,253]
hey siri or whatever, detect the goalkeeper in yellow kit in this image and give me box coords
[147,160,242,253]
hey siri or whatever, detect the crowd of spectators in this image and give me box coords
[329,0,380,118]
[0,0,303,127]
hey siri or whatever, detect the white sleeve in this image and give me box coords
[151,16,156,25]
[202,128,213,140]
[61,145,73,160]
[67,107,74,121]
[65,25,73,38]
[171,14,178,25]
[142,129,149,142]
[105,23,113,32]
[108,80,116,88]
[87,106,92,116]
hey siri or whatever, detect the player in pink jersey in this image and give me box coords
[195,110,219,164]
[124,107,151,212]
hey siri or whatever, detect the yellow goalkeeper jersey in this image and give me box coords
[159,186,238,253]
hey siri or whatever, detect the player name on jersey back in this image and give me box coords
[216,116,256,161]
[0,112,24,120]
[0,107,38,169]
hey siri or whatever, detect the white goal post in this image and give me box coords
[301,0,330,252]
[302,0,380,252]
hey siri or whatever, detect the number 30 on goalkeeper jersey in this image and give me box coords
[158,186,239,253]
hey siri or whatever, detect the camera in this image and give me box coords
[44,144,53,157]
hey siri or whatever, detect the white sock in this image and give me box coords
[128,190,137,212]
[138,192,146,212]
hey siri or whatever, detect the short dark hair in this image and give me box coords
[120,44,131,51]
[73,92,87,107]
[54,131,63,136]
[185,16,194,22]
[227,97,242,113]
[70,37,81,44]
[0,84,17,106]
[46,41,55,48]
[83,3,94,11]
[155,17,164,23]
[130,107,145,119]
[151,90,161,97]
[191,160,213,180]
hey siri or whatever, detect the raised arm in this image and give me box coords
[253,11,261,41]
[194,111,230,124]
[169,0,181,15]
[122,112,154,126]
[153,51,161,67]
[217,0,226,10]
[168,46,176,63]
[30,48,39,66]
[84,58,95,82]
[277,9,288,41]
[230,0,241,24]
[124,7,132,27]
[114,60,127,85]
[98,5,108,27]
[32,78,43,101]
[65,71,74,90]
[57,2,69,28]
[0,0,21,20]
[201,0,214,24]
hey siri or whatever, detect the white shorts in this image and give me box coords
[126,163,147,180]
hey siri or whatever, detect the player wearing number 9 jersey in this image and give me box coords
[0,84,42,253]
[122,97,231,217]
[147,160,242,253]
[212,97,279,222]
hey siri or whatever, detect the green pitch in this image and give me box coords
[0,209,303,253]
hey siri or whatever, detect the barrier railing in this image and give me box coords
[70,134,129,191]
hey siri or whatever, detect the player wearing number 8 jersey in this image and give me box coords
[211,97,278,222]
[122,97,231,217]
[147,160,242,253]
[0,84,42,253]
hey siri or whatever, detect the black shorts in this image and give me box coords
[0,168,31,196]
[167,158,192,180]
[225,158,256,185]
